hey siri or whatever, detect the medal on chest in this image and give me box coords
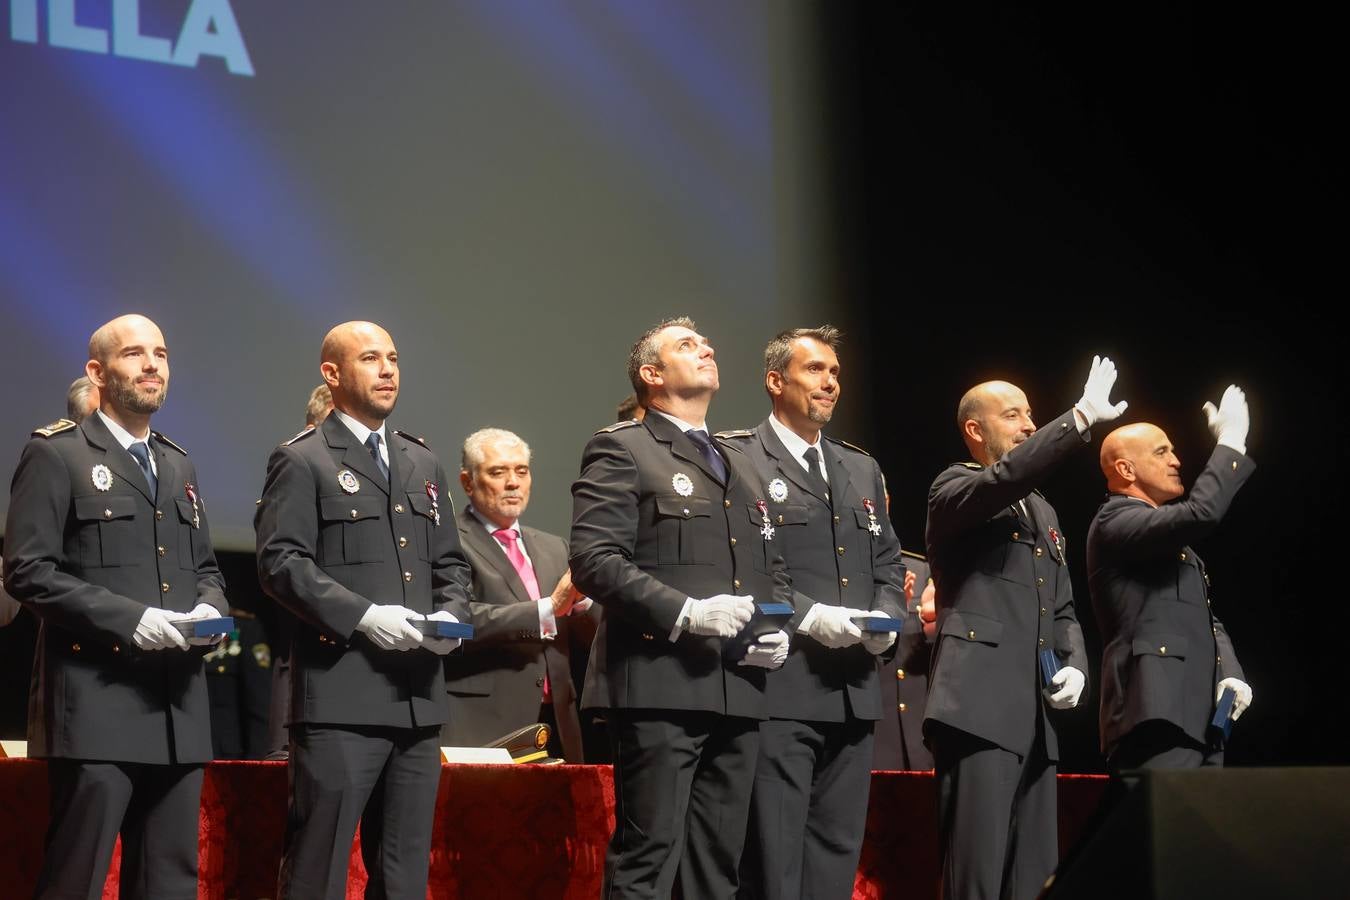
[425,480,441,526]
[862,498,883,537]
[184,482,201,529]
[756,499,775,541]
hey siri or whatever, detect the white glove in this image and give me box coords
[356,604,423,651]
[798,604,869,649]
[420,609,462,656]
[1203,385,1249,455]
[1047,665,1086,709]
[738,630,790,669]
[859,611,898,656]
[133,606,189,651]
[685,594,755,638]
[1217,676,1253,721]
[183,602,226,646]
[1073,355,1128,428]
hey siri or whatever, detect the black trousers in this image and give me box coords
[278,723,442,900]
[741,717,875,900]
[36,760,204,900]
[932,723,1058,900]
[605,710,760,900]
[1109,720,1224,772]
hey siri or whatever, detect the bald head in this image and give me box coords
[88,314,161,365]
[1101,422,1183,505]
[957,380,1035,464]
[85,314,169,431]
[319,321,400,430]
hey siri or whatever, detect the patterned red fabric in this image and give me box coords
[0,759,1106,899]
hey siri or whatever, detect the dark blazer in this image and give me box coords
[570,414,792,719]
[717,419,905,722]
[924,409,1090,759]
[3,414,227,763]
[254,415,473,729]
[1087,444,1253,755]
[445,506,591,761]
[874,551,935,770]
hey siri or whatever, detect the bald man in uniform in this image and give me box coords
[4,314,227,900]
[1088,386,1255,770]
[255,321,473,899]
[924,357,1126,900]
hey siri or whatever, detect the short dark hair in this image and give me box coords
[627,316,696,404]
[763,326,842,387]
[615,394,641,421]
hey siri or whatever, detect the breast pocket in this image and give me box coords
[319,495,387,565]
[653,496,713,565]
[406,490,439,562]
[748,504,805,573]
[174,498,202,570]
[72,495,138,568]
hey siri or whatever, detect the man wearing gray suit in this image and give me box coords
[443,427,592,761]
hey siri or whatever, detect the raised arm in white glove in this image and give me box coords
[1073,356,1129,429]
[1217,676,1253,721]
[419,609,463,656]
[685,594,755,638]
[133,606,189,651]
[859,611,898,655]
[798,604,869,649]
[1047,666,1086,709]
[738,630,789,669]
[1203,385,1249,455]
[356,604,424,651]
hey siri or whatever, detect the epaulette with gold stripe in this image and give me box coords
[283,427,317,446]
[957,461,982,470]
[826,436,870,457]
[900,549,928,562]
[393,429,428,447]
[32,418,77,437]
[152,431,188,455]
[714,428,753,440]
[596,419,641,434]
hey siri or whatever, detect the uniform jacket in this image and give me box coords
[254,414,473,729]
[3,414,227,763]
[874,551,934,770]
[1087,444,1253,754]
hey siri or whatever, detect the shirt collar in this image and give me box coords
[469,504,520,536]
[96,409,149,448]
[768,413,823,472]
[333,409,387,447]
[650,409,706,434]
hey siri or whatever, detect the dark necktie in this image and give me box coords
[365,432,390,481]
[686,429,728,484]
[127,441,157,496]
[802,446,831,502]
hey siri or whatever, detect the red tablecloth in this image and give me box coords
[0,759,1105,898]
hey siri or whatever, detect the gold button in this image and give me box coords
[967,630,975,640]
[161,582,170,593]
[1036,576,1044,586]
[1159,645,1167,655]
[729,537,737,547]
[350,509,359,519]
[217,665,226,673]
[1060,422,1069,430]
[156,510,164,520]
[403,572,413,582]
[837,546,845,556]
[1231,460,1238,471]
[642,633,654,641]
[724,499,732,508]
[395,504,405,513]
[897,669,906,680]
[1180,552,1187,561]
[1034,547,1044,557]
[1011,531,1020,541]
[1040,607,1047,616]
[72,643,81,652]
[1213,626,1218,636]
[1038,637,1045,646]
[112,644,120,653]
[682,508,690,517]
[840,577,849,587]
[833,516,841,525]
[733,579,741,590]
[1217,656,1222,664]
[777,515,784,525]
[398,536,408,547]
[898,702,908,712]
[104,509,113,519]
[157,546,166,557]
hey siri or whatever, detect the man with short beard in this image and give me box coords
[255,321,474,899]
[4,314,228,899]
[924,358,1125,900]
[719,326,905,900]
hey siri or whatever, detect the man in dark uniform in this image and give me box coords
[720,326,905,900]
[1089,386,1254,770]
[874,550,936,771]
[4,313,228,900]
[925,357,1126,900]
[570,316,793,899]
[443,427,591,761]
[255,321,473,900]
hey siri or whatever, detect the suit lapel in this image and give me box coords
[323,416,390,496]
[81,415,154,503]
[755,420,827,504]
[521,526,565,589]
[458,507,532,604]
[824,441,851,508]
[646,414,724,487]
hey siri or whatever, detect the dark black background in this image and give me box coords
[3,2,1341,769]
